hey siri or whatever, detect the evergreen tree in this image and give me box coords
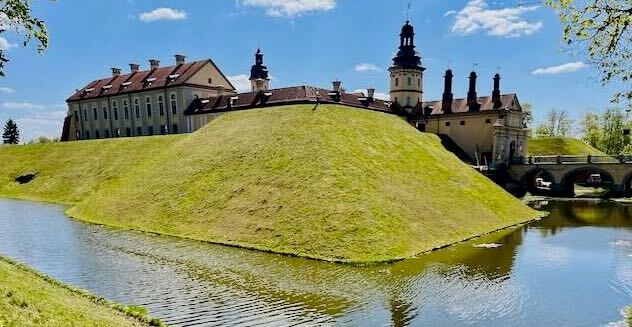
[2,119,20,144]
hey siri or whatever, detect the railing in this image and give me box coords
[511,154,632,165]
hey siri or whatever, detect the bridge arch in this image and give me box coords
[622,171,632,196]
[521,168,556,195]
[560,166,615,196]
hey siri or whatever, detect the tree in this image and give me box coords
[522,102,535,134]
[0,0,51,77]
[578,112,603,148]
[600,107,629,154]
[2,119,19,144]
[535,108,573,138]
[545,0,632,109]
[27,135,58,144]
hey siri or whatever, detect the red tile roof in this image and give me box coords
[66,59,235,102]
[184,86,522,118]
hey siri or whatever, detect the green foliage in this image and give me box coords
[578,112,603,148]
[27,135,59,144]
[0,0,52,76]
[601,107,630,154]
[545,0,632,109]
[0,104,542,263]
[2,119,19,144]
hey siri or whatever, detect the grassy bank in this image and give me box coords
[527,137,605,156]
[0,256,161,326]
[0,104,542,263]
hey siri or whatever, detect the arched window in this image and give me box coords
[134,98,140,118]
[112,101,118,120]
[407,77,411,86]
[146,97,152,117]
[158,95,165,116]
[170,94,177,115]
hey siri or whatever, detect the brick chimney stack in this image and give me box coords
[175,54,186,65]
[149,59,160,70]
[111,67,121,77]
[130,63,140,73]
[467,71,481,112]
[492,73,502,109]
[442,69,454,114]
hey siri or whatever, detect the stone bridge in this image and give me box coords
[507,155,632,197]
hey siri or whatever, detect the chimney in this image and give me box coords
[111,67,121,77]
[467,71,480,112]
[442,69,454,114]
[175,54,186,65]
[367,87,375,100]
[332,80,341,93]
[149,59,160,70]
[129,63,140,73]
[492,73,502,109]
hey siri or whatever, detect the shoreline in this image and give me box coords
[0,255,165,326]
[0,195,546,265]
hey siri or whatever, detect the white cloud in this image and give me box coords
[237,0,336,17]
[138,8,187,22]
[0,87,15,93]
[0,37,16,50]
[352,89,389,101]
[450,0,542,38]
[228,74,252,93]
[532,62,588,75]
[2,102,45,110]
[444,10,457,17]
[15,110,66,142]
[354,63,380,72]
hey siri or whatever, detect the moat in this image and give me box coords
[0,198,630,326]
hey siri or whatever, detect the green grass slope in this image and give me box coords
[0,256,157,327]
[527,137,606,156]
[0,104,541,262]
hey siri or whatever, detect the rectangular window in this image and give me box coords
[102,107,108,120]
[159,102,165,116]
[114,108,118,121]
[136,126,142,136]
[485,118,492,124]
[83,109,88,122]
[395,78,399,87]
[126,128,131,137]
[95,130,100,138]
[124,108,130,120]
[460,121,466,126]
[74,111,79,122]
[93,108,98,121]
[445,122,451,127]
[172,124,178,134]
[84,130,90,139]
[160,125,167,134]
[135,106,140,118]
[148,126,154,135]
[407,77,411,86]
[105,130,110,138]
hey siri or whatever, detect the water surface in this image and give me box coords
[0,199,631,326]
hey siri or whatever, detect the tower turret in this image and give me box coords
[249,48,270,92]
[389,21,425,109]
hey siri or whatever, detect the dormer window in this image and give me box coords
[103,85,112,90]
[84,88,95,93]
[229,96,239,106]
[201,99,210,104]
[146,77,157,83]
[263,91,273,97]
[168,74,180,79]
[121,81,132,87]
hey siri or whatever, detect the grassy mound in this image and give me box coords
[0,256,157,326]
[527,137,605,156]
[0,104,541,262]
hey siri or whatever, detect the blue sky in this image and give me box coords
[0,0,622,141]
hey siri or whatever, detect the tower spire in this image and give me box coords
[389,20,425,109]
[250,47,270,92]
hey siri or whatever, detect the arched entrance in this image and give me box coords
[522,168,555,196]
[560,167,615,198]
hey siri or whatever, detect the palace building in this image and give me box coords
[61,20,528,166]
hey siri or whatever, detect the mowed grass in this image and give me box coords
[527,137,606,156]
[0,104,541,262]
[0,256,152,327]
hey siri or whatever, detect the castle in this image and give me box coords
[62,21,528,166]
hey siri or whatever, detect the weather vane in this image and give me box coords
[406,0,412,21]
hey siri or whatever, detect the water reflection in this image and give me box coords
[0,199,631,326]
